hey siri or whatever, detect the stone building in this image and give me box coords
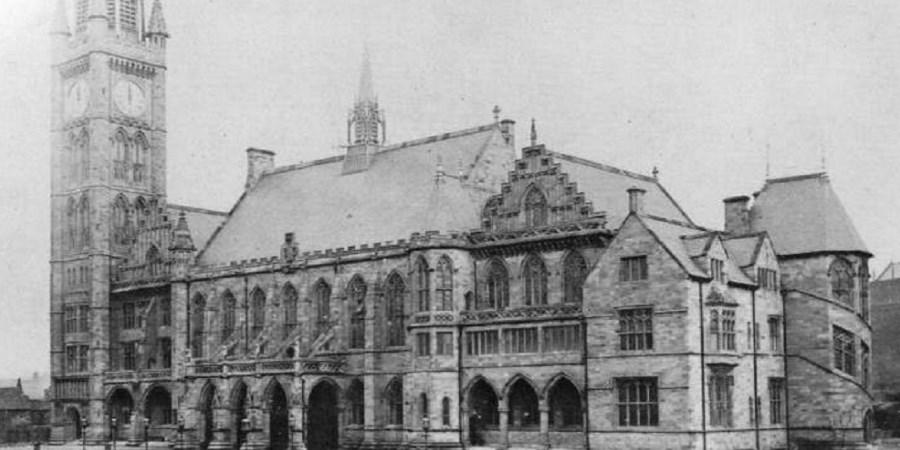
[0,379,51,443]
[48,1,874,449]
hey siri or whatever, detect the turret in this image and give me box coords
[169,212,195,279]
[145,0,169,48]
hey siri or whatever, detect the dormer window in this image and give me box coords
[710,258,725,283]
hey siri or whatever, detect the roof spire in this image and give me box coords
[357,47,375,103]
[147,0,169,37]
[530,118,537,146]
[492,105,501,123]
[51,0,70,37]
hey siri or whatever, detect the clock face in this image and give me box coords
[65,79,89,119]
[113,80,147,117]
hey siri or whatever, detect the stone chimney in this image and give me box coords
[723,195,751,235]
[246,148,275,190]
[627,186,646,215]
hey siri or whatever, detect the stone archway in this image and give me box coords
[196,384,216,450]
[231,381,249,450]
[108,388,134,440]
[65,407,82,440]
[267,382,289,450]
[305,381,339,450]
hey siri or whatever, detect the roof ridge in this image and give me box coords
[267,155,345,176]
[765,172,827,185]
[167,203,228,216]
[548,151,656,182]
[642,214,709,231]
[722,231,767,240]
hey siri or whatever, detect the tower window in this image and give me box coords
[833,326,856,376]
[563,251,588,303]
[523,186,548,228]
[829,258,855,307]
[415,257,430,312]
[436,256,453,311]
[348,276,366,349]
[522,254,548,306]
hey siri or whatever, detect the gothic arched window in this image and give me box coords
[67,197,78,250]
[419,393,429,427]
[112,195,130,246]
[282,283,298,337]
[132,133,148,184]
[385,377,404,425]
[78,195,90,249]
[221,291,236,341]
[436,256,453,311]
[134,197,147,229]
[385,273,406,347]
[314,280,331,337]
[563,251,588,304]
[523,254,548,306]
[860,261,870,321]
[145,245,161,277]
[830,258,854,307]
[347,379,364,426]
[484,259,509,310]
[523,186,548,228]
[348,276,367,350]
[113,129,129,180]
[441,397,451,427]
[415,257,430,312]
[78,128,90,181]
[250,288,266,340]
[191,294,206,358]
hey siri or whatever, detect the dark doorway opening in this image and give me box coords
[268,383,289,450]
[305,381,339,450]
[232,382,248,450]
[66,408,82,440]
[199,385,215,450]
[108,389,134,440]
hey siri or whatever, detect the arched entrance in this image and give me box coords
[467,378,499,446]
[231,381,249,450]
[267,382,289,450]
[198,384,216,450]
[145,386,172,439]
[66,407,82,440]
[305,381,339,450]
[108,388,134,440]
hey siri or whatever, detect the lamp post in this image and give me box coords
[176,417,184,450]
[288,412,294,450]
[240,417,251,450]
[110,417,117,450]
[80,418,87,450]
[422,416,430,449]
[143,417,149,450]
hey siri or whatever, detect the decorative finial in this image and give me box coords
[765,143,771,178]
[530,118,537,146]
[652,166,659,179]
[492,105,501,123]
[435,155,445,185]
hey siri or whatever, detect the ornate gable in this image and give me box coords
[481,144,599,232]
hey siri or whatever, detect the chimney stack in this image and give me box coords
[723,195,751,235]
[627,186,646,215]
[246,148,275,190]
[500,119,515,146]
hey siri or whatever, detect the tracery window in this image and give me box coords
[385,378,404,426]
[523,186,548,228]
[132,133,148,184]
[522,254,548,306]
[112,195,131,246]
[78,129,90,181]
[221,291,236,341]
[113,130,130,180]
[314,280,331,337]
[483,259,509,310]
[563,251,588,303]
[282,283,298,338]
[67,197,79,250]
[385,274,406,347]
[348,276,367,349]
[78,195,90,249]
[830,258,854,307]
[347,379,364,426]
[191,294,205,358]
[134,197,148,229]
[415,257,430,312]
[250,288,266,340]
[145,245,161,276]
[436,256,453,311]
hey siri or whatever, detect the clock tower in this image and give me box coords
[49,0,168,441]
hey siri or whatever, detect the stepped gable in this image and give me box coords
[749,172,869,256]
[167,203,227,250]
[550,152,693,228]
[198,124,511,264]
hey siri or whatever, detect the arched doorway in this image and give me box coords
[231,381,249,450]
[66,407,82,440]
[467,378,499,446]
[864,409,874,443]
[268,382,289,450]
[305,381,339,450]
[198,384,216,450]
[145,386,172,439]
[108,388,134,440]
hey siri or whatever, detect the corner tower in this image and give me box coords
[49,0,168,441]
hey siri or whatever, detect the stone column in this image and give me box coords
[289,406,306,450]
[127,411,140,446]
[539,404,550,450]
[240,407,266,450]
[207,407,232,450]
[499,405,509,450]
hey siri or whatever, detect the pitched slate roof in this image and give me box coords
[749,173,869,256]
[639,216,707,278]
[167,204,227,250]
[551,153,693,229]
[198,124,511,264]
[723,234,765,268]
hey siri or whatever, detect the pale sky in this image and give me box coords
[1,0,899,380]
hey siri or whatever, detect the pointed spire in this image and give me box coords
[147,0,169,37]
[492,105,501,123]
[51,0,70,36]
[530,118,537,146]
[357,48,375,103]
[170,212,195,252]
